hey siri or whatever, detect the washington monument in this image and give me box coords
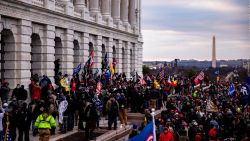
[212,36,217,68]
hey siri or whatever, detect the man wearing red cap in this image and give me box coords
[159,126,174,141]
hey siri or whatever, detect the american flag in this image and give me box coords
[73,63,81,75]
[157,69,165,81]
[139,78,147,85]
[85,50,94,68]
[96,82,102,96]
[112,57,117,70]
[146,75,151,81]
[194,71,205,82]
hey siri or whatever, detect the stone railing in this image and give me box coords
[32,0,44,7]
[74,11,81,18]
[55,0,65,13]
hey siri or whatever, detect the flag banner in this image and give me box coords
[157,69,164,81]
[139,79,147,85]
[240,83,250,105]
[214,68,220,75]
[228,83,235,96]
[85,50,94,68]
[171,78,177,87]
[96,81,102,96]
[194,71,205,84]
[167,76,171,84]
[146,75,152,82]
[154,80,160,89]
[110,63,115,76]
[206,100,219,113]
[128,122,154,141]
[73,64,81,75]
[92,97,103,111]
[112,57,117,70]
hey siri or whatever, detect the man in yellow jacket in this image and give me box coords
[34,109,56,141]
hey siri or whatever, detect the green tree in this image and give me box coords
[184,68,196,78]
[143,65,150,75]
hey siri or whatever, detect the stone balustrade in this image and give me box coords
[26,0,141,34]
[32,0,44,7]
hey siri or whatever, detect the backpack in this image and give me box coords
[110,101,118,116]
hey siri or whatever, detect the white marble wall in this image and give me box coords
[0,0,143,89]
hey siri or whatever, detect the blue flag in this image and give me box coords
[73,64,81,75]
[240,83,250,105]
[214,68,220,75]
[128,122,154,141]
[228,83,235,96]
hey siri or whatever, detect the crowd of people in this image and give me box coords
[0,68,249,141]
[129,74,250,141]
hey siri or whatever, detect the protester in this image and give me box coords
[159,127,175,141]
[17,102,32,141]
[34,107,56,141]
[0,64,249,141]
[106,96,119,130]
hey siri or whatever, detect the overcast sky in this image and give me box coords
[142,0,250,61]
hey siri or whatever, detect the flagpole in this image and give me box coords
[151,108,157,141]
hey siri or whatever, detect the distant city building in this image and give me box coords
[220,64,228,68]
[243,60,250,74]
[212,36,217,68]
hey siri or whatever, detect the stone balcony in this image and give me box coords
[17,0,139,35]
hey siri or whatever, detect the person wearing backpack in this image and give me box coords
[34,107,56,141]
[106,96,119,130]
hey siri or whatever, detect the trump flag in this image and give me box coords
[128,122,154,141]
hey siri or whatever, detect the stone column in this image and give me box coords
[101,0,111,18]
[82,33,90,63]
[60,0,74,16]
[130,44,136,72]
[120,0,129,25]
[111,0,120,22]
[101,0,113,26]
[89,0,102,23]
[94,35,102,72]
[116,40,123,74]
[74,0,85,11]
[89,0,100,14]
[45,0,55,10]
[61,29,74,74]
[137,43,143,76]
[138,0,141,33]
[41,25,56,82]
[73,0,90,19]
[10,19,32,88]
[107,38,113,63]
[129,0,136,27]
[111,0,122,28]
[125,42,131,77]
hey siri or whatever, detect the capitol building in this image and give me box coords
[0,0,143,89]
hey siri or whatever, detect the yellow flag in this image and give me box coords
[110,63,115,76]
[154,80,160,89]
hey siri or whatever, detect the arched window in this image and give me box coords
[31,33,42,76]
